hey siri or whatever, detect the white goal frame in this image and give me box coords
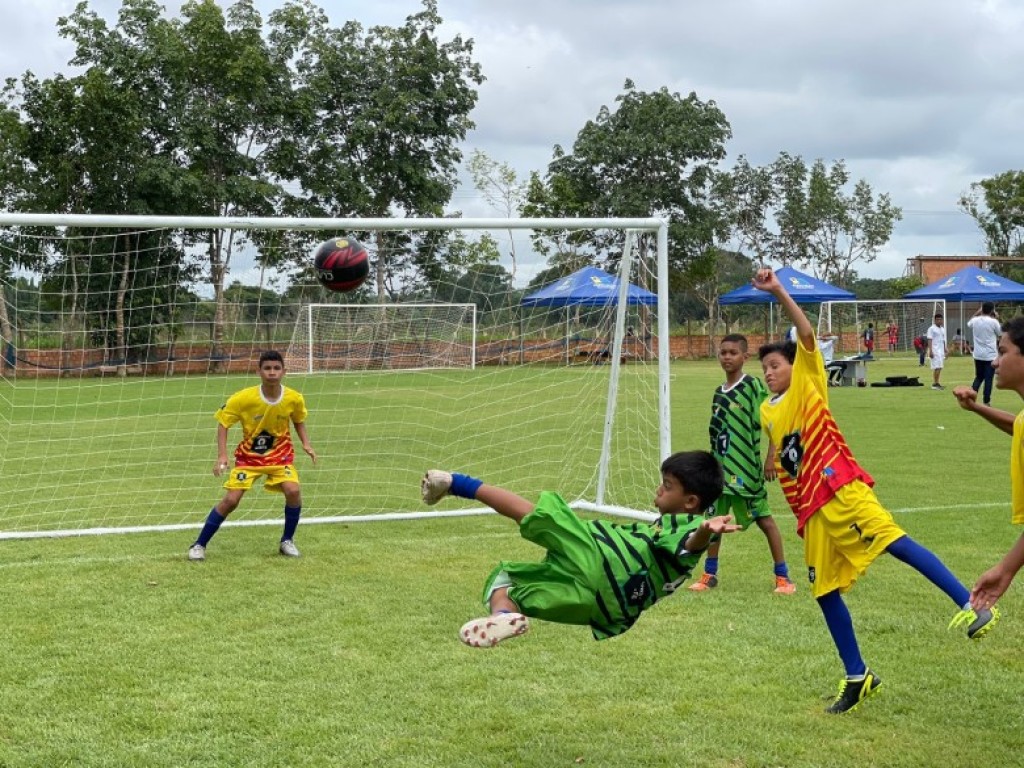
[818,299,946,355]
[291,303,478,373]
[0,213,671,537]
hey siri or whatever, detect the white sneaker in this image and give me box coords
[188,544,206,561]
[458,613,529,648]
[279,539,301,557]
[421,470,453,505]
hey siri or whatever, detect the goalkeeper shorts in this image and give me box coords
[222,464,300,493]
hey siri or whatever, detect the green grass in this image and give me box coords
[0,354,1022,766]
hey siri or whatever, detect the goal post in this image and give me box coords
[286,303,478,373]
[0,214,671,538]
[817,299,946,356]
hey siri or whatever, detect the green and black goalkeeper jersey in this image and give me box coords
[585,513,705,639]
[709,374,768,499]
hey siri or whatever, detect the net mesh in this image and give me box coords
[0,220,666,537]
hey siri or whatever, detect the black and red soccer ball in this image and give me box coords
[313,237,370,292]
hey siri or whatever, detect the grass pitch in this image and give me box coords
[0,354,1022,767]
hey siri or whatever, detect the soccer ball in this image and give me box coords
[314,237,370,292]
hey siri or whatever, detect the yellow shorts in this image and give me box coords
[803,480,905,598]
[223,464,300,493]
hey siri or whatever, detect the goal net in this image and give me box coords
[817,300,946,357]
[285,303,478,373]
[0,215,669,539]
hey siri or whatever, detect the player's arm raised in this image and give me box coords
[752,268,815,351]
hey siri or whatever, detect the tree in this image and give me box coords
[959,170,1024,258]
[716,153,902,288]
[522,80,731,281]
[268,0,483,300]
[466,149,527,278]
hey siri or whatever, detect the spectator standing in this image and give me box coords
[968,302,1002,405]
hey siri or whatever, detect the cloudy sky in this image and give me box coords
[3,0,1023,285]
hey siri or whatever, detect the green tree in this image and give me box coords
[269,0,483,300]
[466,149,527,278]
[523,79,731,280]
[716,153,901,288]
[958,170,1024,258]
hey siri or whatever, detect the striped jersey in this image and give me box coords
[582,510,705,639]
[709,374,769,499]
[216,385,308,468]
[760,341,873,534]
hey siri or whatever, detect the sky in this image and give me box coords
[3,0,1023,287]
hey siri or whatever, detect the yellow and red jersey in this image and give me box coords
[760,341,873,534]
[216,385,308,468]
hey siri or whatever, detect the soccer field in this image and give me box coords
[0,355,1021,767]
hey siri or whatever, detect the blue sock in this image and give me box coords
[704,557,719,576]
[774,561,790,579]
[195,508,225,547]
[886,535,970,607]
[450,473,483,500]
[817,590,866,677]
[282,505,301,542]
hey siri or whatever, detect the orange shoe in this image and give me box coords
[774,575,796,594]
[688,573,718,591]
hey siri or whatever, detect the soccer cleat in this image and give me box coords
[188,544,206,562]
[688,573,718,592]
[949,605,1000,640]
[421,470,453,505]
[931,383,945,390]
[279,539,301,558]
[773,576,797,594]
[459,612,529,648]
[826,670,882,714]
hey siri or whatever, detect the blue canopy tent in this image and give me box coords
[717,266,855,342]
[718,266,855,305]
[904,265,1024,348]
[521,265,657,307]
[520,266,657,363]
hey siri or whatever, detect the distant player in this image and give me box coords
[886,321,898,353]
[752,268,998,714]
[861,323,875,357]
[927,313,947,390]
[421,452,738,646]
[689,334,795,595]
[188,350,317,561]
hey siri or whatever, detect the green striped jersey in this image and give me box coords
[709,374,768,499]
[586,513,705,639]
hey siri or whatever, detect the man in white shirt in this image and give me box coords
[968,301,1001,405]
[818,335,844,386]
[927,313,947,390]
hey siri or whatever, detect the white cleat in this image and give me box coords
[188,544,206,562]
[421,470,453,505]
[459,613,530,648]
[279,539,301,558]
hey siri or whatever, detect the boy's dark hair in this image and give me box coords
[258,350,284,367]
[983,301,995,314]
[934,312,944,319]
[660,451,724,509]
[721,333,748,351]
[1001,316,1024,353]
[758,340,797,364]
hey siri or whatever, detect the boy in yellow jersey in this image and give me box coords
[953,315,1024,608]
[188,350,317,561]
[752,268,998,714]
